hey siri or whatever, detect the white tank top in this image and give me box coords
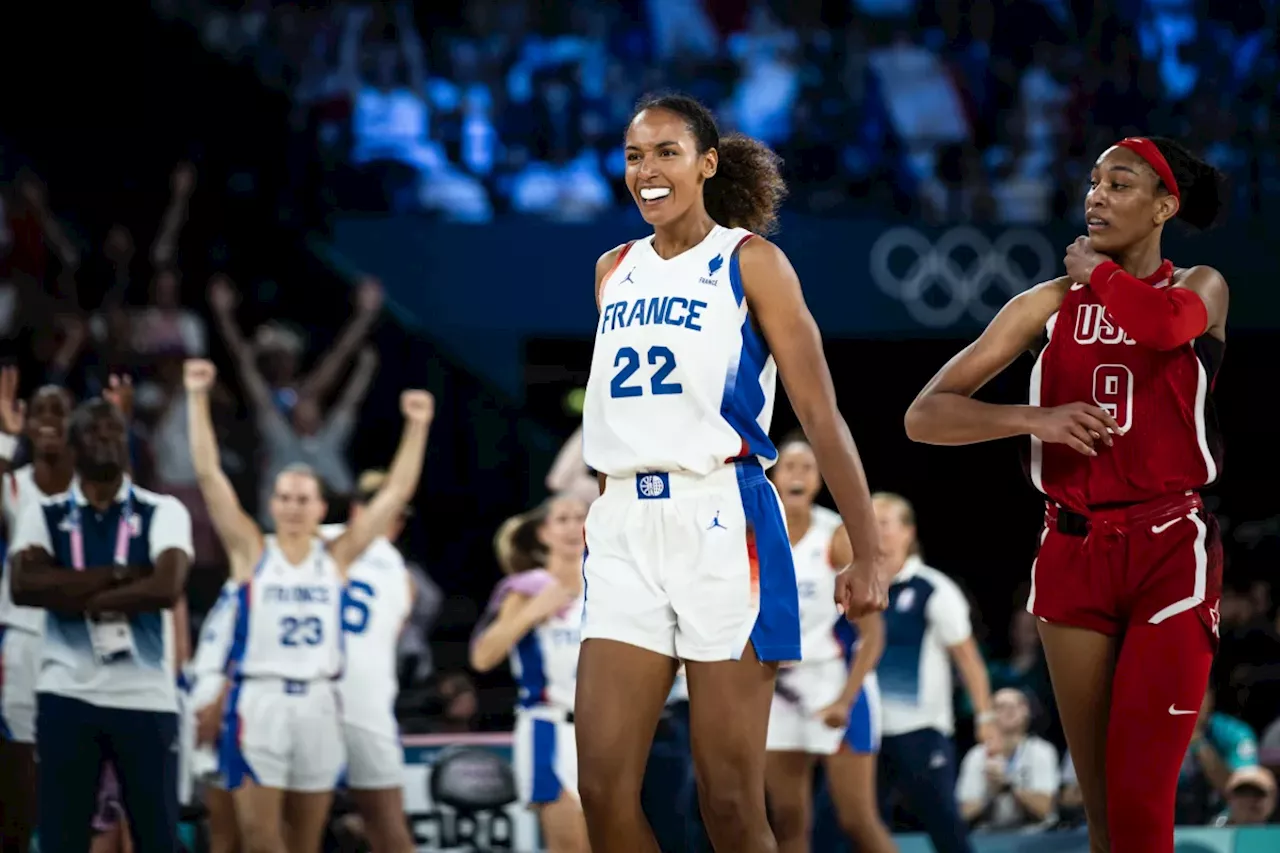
[321,524,411,730]
[225,537,344,682]
[793,505,844,663]
[1,466,52,633]
[583,226,778,477]
[510,573,583,713]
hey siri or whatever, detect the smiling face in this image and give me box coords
[770,441,821,513]
[624,108,717,228]
[1085,145,1178,255]
[26,387,73,457]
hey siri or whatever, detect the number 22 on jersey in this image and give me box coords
[610,346,683,398]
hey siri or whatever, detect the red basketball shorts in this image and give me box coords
[1026,490,1222,640]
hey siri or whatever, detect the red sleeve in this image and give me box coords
[1089,261,1209,351]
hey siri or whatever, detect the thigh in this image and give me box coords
[764,750,814,821]
[230,783,286,849]
[1028,524,1119,635]
[1132,508,1222,634]
[220,682,288,791]
[108,707,180,853]
[203,785,240,853]
[343,722,405,792]
[537,792,589,853]
[574,639,677,792]
[580,490,678,658]
[0,628,39,744]
[1038,620,1116,842]
[824,749,880,824]
[0,739,37,845]
[685,643,777,787]
[36,693,102,853]
[288,689,344,793]
[671,473,800,663]
[282,791,334,853]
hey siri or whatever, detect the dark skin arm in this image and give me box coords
[85,549,190,616]
[10,547,144,613]
[739,238,881,569]
[904,277,1120,454]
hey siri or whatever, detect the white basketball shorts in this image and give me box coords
[219,678,345,792]
[767,657,849,755]
[514,707,577,806]
[0,625,40,744]
[581,460,800,662]
[341,717,405,790]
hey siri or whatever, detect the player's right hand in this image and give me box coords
[1029,402,1119,456]
[183,359,217,392]
[834,560,887,620]
[0,366,26,436]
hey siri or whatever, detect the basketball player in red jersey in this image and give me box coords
[904,137,1227,853]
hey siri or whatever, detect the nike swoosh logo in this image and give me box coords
[1070,282,1086,291]
[1151,518,1182,534]
[1168,705,1197,715]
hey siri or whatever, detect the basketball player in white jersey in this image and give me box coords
[184,358,432,853]
[575,93,887,853]
[319,468,416,853]
[471,495,589,853]
[765,436,896,853]
[0,369,75,853]
[188,582,243,853]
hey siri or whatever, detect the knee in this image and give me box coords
[695,771,765,834]
[577,764,642,819]
[767,796,809,842]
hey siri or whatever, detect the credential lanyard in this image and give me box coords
[67,489,133,570]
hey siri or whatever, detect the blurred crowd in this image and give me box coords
[157,0,1280,224]
[0,162,479,738]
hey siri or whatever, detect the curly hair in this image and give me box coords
[631,93,788,235]
[1146,137,1226,230]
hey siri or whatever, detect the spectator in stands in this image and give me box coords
[1178,685,1262,824]
[10,398,193,853]
[986,599,1053,724]
[208,274,382,523]
[1210,767,1277,827]
[873,492,994,853]
[956,688,1060,830]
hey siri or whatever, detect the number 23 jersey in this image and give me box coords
[584,226,777,478]
[1028,262,1224,510]
[226,536,344,682]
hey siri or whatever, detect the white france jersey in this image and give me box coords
[792,505,845,664]
[188,582,240,710]
[320,523,411,730]
[224,537,344,682]
[510,571,584,713]
[1,466,52,633]
[584,226,778,477]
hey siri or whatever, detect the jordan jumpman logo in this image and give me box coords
[707,511,726,531]
[620,268,636,285]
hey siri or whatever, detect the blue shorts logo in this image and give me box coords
[636,473,670,500]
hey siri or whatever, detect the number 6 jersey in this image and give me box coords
[1027,261,1225,510]
[224,536,344,682]
[584,226,778,477]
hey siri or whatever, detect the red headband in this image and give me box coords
[1115,137,1180,202]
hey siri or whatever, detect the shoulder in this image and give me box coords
[1025,736,1059,761]
[136,487,190,520]
[918,565,968,607]
[736,233,789,273]
[811,505,842,533]
[1013,276,1072,318]
[1173,265,1227,290]
[595,240,641,307]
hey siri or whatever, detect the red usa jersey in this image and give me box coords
[1027,261,1224,510]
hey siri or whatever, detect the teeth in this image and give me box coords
[639,187,671,201]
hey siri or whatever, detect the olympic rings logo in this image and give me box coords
[868,226,1058,328]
